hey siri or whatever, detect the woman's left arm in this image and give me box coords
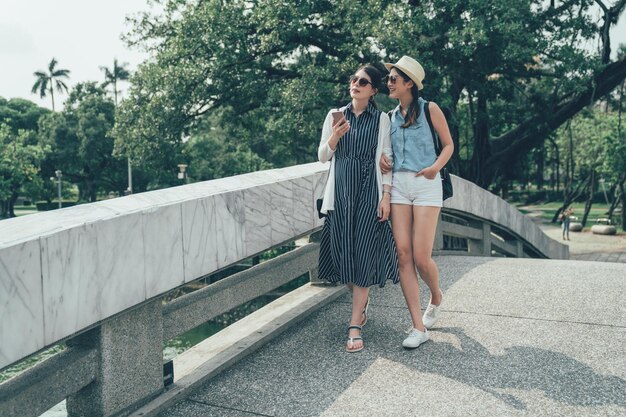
[428,102,454,172]
[380,113,393,187]
[378,113,392,221]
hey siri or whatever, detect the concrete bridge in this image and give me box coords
[1,163,624,417]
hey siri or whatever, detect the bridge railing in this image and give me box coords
[0,163,567,417]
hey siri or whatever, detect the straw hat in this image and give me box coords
[384,56,425,90]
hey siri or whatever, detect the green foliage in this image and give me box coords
[114,0,619,187]
[114,0,391,174]
[182,110,272,181]
[38,82,124,201]
[0,97,50,132]
[0,124,50,217]
[554,108,625,184]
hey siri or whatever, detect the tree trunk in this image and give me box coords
[0,200,8,219]
[446,77,465,175]
[469,89,490,187]
[8,192,18,218]
[50,83,55,112]
[552,173,589,223]
[618,80,624,137]
[535,145,545,190]
[620,180,626,230]
[499,178,509,200]
[86,179,97,203]
[114,79,118,107]
[547,136,560,193]
[581,171,595,227]
[608,173,626,221]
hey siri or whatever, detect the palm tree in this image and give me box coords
[31,58,70,111]
[101,59,133,193]
[100,58,130,107]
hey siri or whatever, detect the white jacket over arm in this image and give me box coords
[317,108,393,215]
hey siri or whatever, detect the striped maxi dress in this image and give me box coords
[318,103,400,288]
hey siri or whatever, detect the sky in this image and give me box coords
[0,0,154,109]
[1,1,626,110]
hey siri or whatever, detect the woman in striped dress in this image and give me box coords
[317,65,400,353]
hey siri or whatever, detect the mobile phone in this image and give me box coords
[331,110,345,124]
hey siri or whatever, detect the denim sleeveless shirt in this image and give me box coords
[390,97,437,173]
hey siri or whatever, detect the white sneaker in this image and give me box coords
[402,327,430,349]
[422,291,443,328]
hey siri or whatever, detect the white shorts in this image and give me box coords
[391,171,443,207]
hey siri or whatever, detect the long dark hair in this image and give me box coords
[357,64,382,108]
[394,67,421,128]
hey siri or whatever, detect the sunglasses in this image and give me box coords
[350,75,373,87]
[385,75,400,85]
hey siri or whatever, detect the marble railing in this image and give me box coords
[0,163,327,371]
[439,176,569,259]
[0,163,567,417]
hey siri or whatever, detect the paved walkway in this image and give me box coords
[156,256,626,417]
[538,224,626,263]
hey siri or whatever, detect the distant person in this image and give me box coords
[560,207,574,240]
[380,56,454,349]
[317,64,400,353]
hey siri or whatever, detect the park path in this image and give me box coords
[155,256,626,417]
[538,224,626,263]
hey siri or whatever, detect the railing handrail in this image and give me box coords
[0,164,566,373]
[0,163,328,372]
[1,163,568,417]
[443,176,567,259]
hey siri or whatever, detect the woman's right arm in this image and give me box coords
[318,110,349,163]
[318,111,335,163]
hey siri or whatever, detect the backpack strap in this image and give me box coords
[423,101,442,156]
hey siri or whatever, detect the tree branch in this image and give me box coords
[485,55,626,184]
[595,0,608,13]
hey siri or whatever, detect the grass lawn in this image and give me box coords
[516,202,624,233]
[14,205,39,217]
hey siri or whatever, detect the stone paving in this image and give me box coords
[538,224,626,263]
[156,256,626,417]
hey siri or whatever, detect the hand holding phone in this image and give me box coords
[330,110,350,141]
[331,110,345,125]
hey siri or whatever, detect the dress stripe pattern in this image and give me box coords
[319,103,400,288]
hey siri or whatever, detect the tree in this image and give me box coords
[114,0,626,190]
[0,97,50,132]
[31,58,71,111]
[182,110,272,181]
[100,59,134,193]
[100,58,130,107]
[551,108,626,226]
[38,82,122,202]
[0,124,49,218]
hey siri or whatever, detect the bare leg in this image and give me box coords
[392,204,426,331]
[412,206,442,306]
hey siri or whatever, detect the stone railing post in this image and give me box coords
[308,231,326,285]
[433,213,444,251]
[468,221,491,256]
[66,299,164,417]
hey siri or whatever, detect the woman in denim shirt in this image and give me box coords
[380,56,454,349]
